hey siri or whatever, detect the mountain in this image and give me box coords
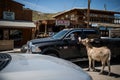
[32,10,56,21]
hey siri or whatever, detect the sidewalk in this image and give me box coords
[0,48,21,53]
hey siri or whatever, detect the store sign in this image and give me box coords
[56,20,70,26]
[3,11,15,20]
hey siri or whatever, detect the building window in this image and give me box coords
[70,14,75,20]
[10,30,23,41]
[0,30,3,40]
[65,15,69,18]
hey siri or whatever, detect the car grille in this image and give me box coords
[0,53,12,71]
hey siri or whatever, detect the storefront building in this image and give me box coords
[53,8,120,36]
[0,0,35,50]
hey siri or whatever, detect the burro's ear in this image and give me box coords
[78,37,82,42]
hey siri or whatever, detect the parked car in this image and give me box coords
[21,28,100,61]
[0,53,92,80]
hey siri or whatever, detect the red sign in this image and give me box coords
[56,20,70,26]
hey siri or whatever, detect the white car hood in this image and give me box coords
[0,53,92,80]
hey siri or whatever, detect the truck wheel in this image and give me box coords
[48,53,58,57]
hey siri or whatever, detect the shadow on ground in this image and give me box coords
[84,69,120,78]
[74,58,120,78]
[74,58,120,68]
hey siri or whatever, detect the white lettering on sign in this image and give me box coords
[3,11,15,20]
[56,20,70,26]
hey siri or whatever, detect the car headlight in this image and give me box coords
[31,45,41,53]
[27,41,41,53]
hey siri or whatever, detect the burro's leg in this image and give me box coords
[92,60,96,71]
[107,60,111,76]
[99,61,105,74]
[88,57,92,71]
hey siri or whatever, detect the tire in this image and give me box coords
[48,53,58,57]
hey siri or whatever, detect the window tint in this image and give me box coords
[52,29,68,39]
[82,29,99,39]
[65,31,82,38]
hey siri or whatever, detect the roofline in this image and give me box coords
[53,8,120,18]
[84,8,120,14]
[13,0,25,6]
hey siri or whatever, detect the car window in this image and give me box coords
[65,31,82,39]
[83,30,98,34]
[83,30,99,38]
[52,29,68,39]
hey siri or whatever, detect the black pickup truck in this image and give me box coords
[21,28,120,62]
[21,28,100,61]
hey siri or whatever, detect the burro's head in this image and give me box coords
[78,37,94,46]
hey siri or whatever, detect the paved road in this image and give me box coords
[75,60,120,80]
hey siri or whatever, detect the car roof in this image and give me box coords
[63,28,98,31]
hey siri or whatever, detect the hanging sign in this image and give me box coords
[3,11,15,20]
[56,20,70,26]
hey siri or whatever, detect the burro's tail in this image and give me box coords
[108,49,111,61]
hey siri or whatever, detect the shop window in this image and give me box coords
[0,30,3,40]
[10,30,23,41]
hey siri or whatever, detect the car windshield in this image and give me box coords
[52,29,69,39]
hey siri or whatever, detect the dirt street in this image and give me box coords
[74,60,120,80]
[83,64,120,80]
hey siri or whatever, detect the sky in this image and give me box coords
[14,0,120,13]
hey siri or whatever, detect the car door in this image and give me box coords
[60,30,86,59]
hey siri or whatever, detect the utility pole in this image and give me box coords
[87,0,91,28]
[104,4,107,11]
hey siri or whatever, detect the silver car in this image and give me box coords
[0,53,92,80]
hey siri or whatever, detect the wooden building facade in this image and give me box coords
[0,0,35,49]
[53,8,120,36]
[53,8,120,27]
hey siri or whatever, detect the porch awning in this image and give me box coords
[97,23,120,27]
[0,20,36,28]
